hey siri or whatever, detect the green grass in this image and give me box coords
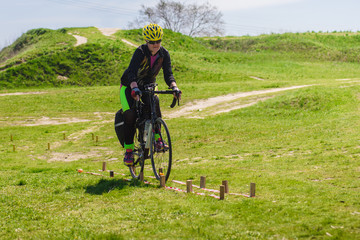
[1,83,360,239]
[1,28,360,239]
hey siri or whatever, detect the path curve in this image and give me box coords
[165,85,313,119]
[72,35,87,46]
[97,27,138,48]
[97,27,120,36]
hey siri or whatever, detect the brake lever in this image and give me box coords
[170,97,177,108]
[170,90,182,108]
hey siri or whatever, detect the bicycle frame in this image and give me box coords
[137,84,175,149]
[130,83,180,180]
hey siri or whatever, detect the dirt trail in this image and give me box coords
[121,39,138,47]
[21,117,91,126]
[97,28,120,36]
[97,27,138,47]
[2,85,312,124]
[0,91,46,96]
[16,85,311,162]
[165,85,312,119]
[68,32,88,46]
[72,35,87,46]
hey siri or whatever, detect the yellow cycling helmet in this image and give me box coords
[143,23,163,41]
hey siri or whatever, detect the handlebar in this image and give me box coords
[142,84,181,108]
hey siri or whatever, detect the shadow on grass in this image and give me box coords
[85,178,155,195]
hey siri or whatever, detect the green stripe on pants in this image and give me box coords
[120,86,130,112]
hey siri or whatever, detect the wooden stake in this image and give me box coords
[186,180,193,193]
[48,143,50,150]
[222,180,229,193]
[63,133,66,140]
[102,162,107,171]
[200,176,206,189]
[160,175,166,188]
[220,185,225,200]
[140,171,144,182]
[13,145,16,152]
[110,170,114,177]
[96,136,99,143]
[250,183,256,197]
[11,135,13,141]
[92,133,94,140]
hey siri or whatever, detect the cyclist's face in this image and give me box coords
[147,41,161,55]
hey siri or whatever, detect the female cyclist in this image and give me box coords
[120,23,181,166]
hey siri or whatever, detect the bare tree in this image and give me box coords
[128,0,224,37]
[186,2,224,37]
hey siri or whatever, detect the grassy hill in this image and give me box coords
[1,27,360,89]
[1,28,360,239]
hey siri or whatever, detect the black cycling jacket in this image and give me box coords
[121,44,176,89]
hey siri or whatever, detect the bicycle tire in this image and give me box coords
[150,118,172,181]
[129,128,144,179]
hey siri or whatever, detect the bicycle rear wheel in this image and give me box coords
[129,128,144,179]
[150,118,172,181]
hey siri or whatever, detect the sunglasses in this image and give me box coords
[148,40,162,44]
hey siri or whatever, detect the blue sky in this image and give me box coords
[1,0,360,49]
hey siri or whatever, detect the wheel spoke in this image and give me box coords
[150,118,172,181]
[129,128,144,179]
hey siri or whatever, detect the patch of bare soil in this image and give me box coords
[71,35,87,46]
[211,96,273,115]
[97,28,121,36]
[0,92,46,97]
[165,85,312,119]
[34,150,115,162]
[250,76,265,81]
[7,112,113,127]
[28,113,115,162]
[67,120,112,141]
[336,78,360,81]
[15,117,91,126]
[97,27,138,47]
[45,151,102,162]
[121,39,138,48]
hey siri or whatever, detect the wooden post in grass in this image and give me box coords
[92,133,94,140]
[186,180,192,193]
[11,135,13,141]
[63,133,66,140]
[13,145,16,152]
[140,171,144,182]
[222,180,229,193]
[250,183,256,197]
[110,170,114,177]
[96,136,99,143]
[200,176,206,189]
[48,143,50,150]
[102,162,107,171]
[220,185,225,200]
[160,175,166,188]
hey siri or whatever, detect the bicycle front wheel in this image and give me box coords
[150,118,172,181]
[129,127,144,179]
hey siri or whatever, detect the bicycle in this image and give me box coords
[129,83,181,182]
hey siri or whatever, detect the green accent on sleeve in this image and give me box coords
[155,134,160,141]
